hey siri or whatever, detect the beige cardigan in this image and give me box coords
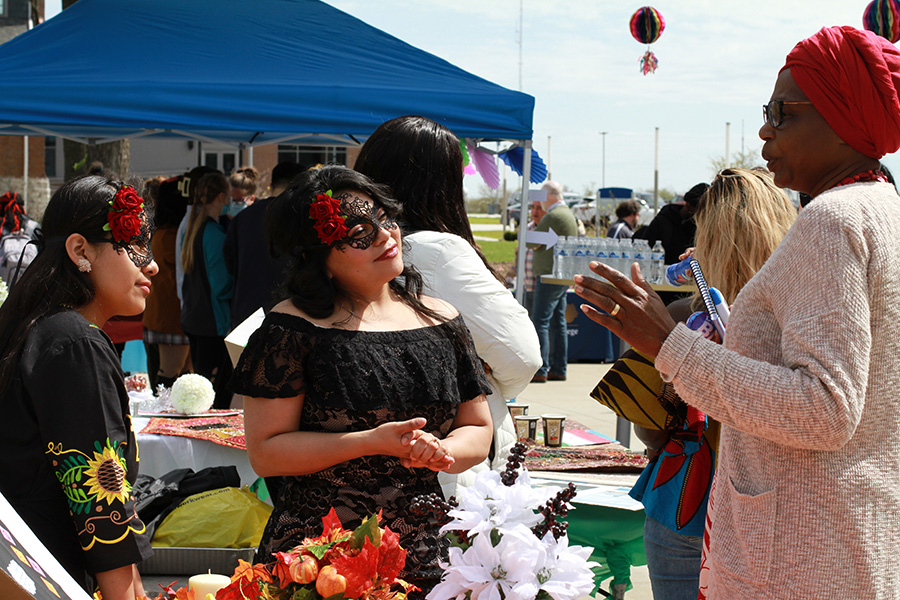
[656,181,900,598]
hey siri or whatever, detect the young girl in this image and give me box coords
[230,165,493,594]
[0,175,157,599]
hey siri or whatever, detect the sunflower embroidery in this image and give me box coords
[48,438,131,514]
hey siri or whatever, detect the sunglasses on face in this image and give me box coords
[762,99,814,129]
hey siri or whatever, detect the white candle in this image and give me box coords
[188,573,231,599]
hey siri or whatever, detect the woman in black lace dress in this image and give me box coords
[230,166,493,592]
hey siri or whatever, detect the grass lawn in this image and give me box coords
[469,216,502,225]
[479,239,517,264]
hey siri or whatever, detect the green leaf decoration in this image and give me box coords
[306,542,335,561]
[291,587,319,600]
[459,140,470,167]
[349,513,381,550]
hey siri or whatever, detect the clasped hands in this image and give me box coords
[377,417,455,471]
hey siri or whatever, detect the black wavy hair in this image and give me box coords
[354,115,502,282]
[0,175,143,397]
[266,165,447,324]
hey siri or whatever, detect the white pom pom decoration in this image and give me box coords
[170,374,215,414]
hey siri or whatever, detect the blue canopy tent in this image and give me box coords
[0,0,534,144]
[0,0,537,299]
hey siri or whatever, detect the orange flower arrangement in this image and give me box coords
[150,509,415,600]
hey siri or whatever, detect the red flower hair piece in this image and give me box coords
[103,185,145,243]
[309,189,348,246]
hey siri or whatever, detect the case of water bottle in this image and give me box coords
[551,236,666,284]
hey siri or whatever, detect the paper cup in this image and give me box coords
[507,402,528,418]
[541,414,566,447]
[515,415,541,442]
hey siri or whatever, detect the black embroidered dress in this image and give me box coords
[231,312,490,588]
[0,310,152,592]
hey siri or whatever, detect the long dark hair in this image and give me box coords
[0,176,130,397]
[354,115,502,281]
[266,165,446,324]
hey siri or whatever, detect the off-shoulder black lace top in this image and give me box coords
[231,311,490,590]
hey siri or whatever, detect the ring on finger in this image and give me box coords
[610,303,621,317]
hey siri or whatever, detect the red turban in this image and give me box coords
[782,26,900,159]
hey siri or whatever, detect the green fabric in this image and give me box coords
[563,504,646,596]
[529,204,578,276]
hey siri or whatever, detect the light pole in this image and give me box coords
[599,131,608,189]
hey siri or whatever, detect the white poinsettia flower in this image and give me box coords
[443,470,551,537]
[428,526,543,600]
[534,532,600,600]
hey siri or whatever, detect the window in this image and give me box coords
[204,151,236,174]
[277,145,347,168]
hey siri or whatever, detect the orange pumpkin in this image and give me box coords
[315,565,347,598]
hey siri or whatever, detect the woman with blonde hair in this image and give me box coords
[593,167,796,600]
[180,171,234,408]
[692,168,797,305]
[228,166,259,215]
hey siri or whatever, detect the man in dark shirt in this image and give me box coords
[223,161,305,330]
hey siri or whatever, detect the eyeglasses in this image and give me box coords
[762,99,814,129]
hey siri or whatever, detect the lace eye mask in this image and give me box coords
[333,192,398,250]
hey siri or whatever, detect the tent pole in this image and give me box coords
[514,139,533,305]
[23,135,28,212]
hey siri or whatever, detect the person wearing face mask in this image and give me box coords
[230,165,492,596]
[0,176,158,600]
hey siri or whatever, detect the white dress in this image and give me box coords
[403,230,542,499]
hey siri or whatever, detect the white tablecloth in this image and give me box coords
[133,417,258,486]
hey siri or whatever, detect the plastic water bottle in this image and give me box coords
[607,239,622,273]
[572,237,587,278]
[620,240,633,274]
[596,237,609,268]
[553,236,567,279]
[650,241,664,284]
[634,239,651,279]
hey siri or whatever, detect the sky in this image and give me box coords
[45,0,896,200]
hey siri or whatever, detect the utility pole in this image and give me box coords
[599,131,608,188]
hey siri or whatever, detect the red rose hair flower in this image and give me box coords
[309,190,348,245]
[103,185,145,243]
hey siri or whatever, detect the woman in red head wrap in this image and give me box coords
[574,26,900,598]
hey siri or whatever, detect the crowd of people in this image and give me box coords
[0,22,898,600]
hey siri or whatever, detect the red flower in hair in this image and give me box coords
[112,186,143,212]
[309,190,348,245]
[108,210,142,243]
[103,185,145,242]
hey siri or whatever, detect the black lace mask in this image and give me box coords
[332,192,398,250]
[96,218,154,268]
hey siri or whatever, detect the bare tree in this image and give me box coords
[709,147,764,177]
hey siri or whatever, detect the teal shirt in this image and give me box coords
[201,220,234,337]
